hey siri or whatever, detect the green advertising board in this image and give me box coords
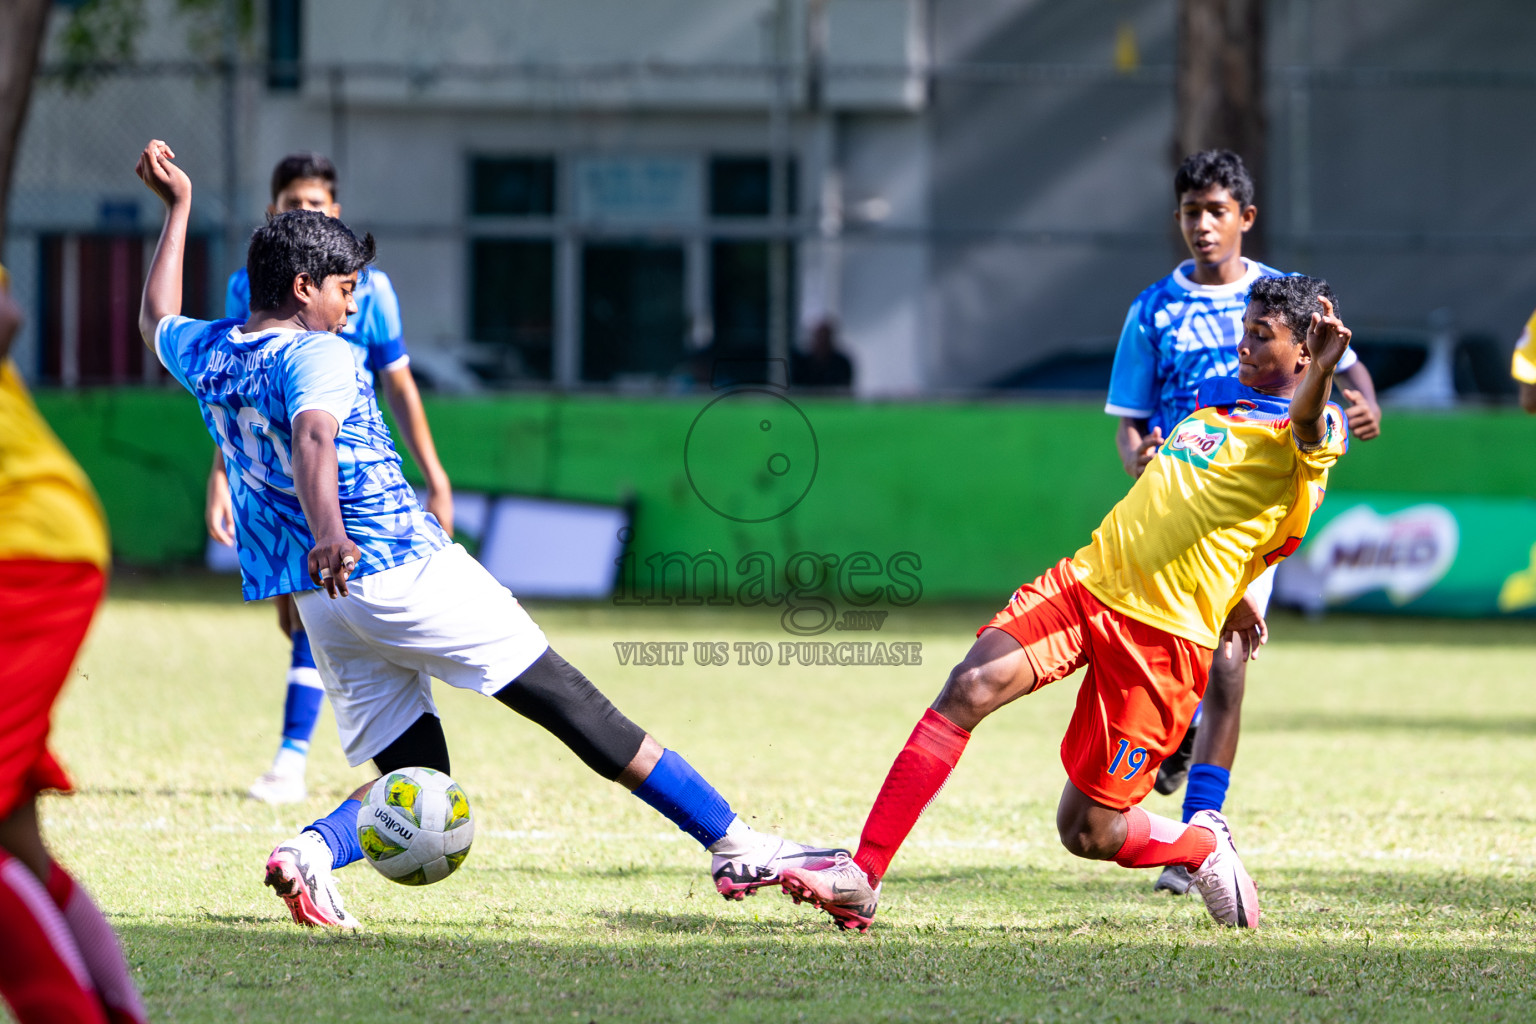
[1274,491,1536,617]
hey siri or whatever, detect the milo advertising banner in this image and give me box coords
[1273,492,1536,617]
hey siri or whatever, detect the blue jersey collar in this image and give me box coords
[1194,376,1291,421]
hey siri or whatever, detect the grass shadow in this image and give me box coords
[593,908,805,936]
[887,863,1536,907]
[114,898,1536,1024]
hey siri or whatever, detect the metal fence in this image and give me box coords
[6,48,1536,398]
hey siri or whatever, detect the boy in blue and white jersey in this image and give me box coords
[136,139,840,930]
[205,153,455,807]
[1105,150,1383,896]
[179,315,446,600]
[225,236,406,379]
[1109,254,1311,436]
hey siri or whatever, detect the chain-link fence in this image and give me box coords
[6,41,1536,398]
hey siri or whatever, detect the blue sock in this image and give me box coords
[631,750,736,849]
[282,630,324,749]
[1182,763,1231,823]
[306,799,364,869]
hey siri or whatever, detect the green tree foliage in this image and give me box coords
[56,0,255,89]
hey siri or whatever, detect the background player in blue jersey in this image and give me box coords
[204,152,455,806]
[1105,149,1383,895]
[136,139,839,930]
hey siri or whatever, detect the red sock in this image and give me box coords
[1112,807,1216,871]
[46,865,147,1024]
[0,852,107,1024]
[853,708,970,885]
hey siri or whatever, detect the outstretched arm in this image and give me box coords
[1290,296,1352,447]
[291,410,362,598]
[380,365,454,534]
[135,139,192,348]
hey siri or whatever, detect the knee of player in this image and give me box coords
[1054,817,1117,860]
[493,649,647,781]
[1055,818,1097,859]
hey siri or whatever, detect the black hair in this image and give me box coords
[270,152,338,203]
[246,210,376,312]
[1247,274,1338,342]
[1174,149,1254,208]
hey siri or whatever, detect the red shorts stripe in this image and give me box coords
[981,558,1212,809]
[0,560,105,820]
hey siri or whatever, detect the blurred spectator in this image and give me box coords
[792,318,853,390]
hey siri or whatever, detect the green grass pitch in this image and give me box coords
[25,575,1536,1022]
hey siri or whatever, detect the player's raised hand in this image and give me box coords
[1305,296,1352,373]
[1220,590,1268,662]
[1132,427,1164,478]
[309,535,362,598]
[1341,387,1381,440]
[135,139,191,206]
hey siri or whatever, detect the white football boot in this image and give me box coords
[247,769,306,805]
[779,851,882,932]
[710,828,845,901]
[263,831,359,929]
[248,746,307,804]
[1188,810,1260,928]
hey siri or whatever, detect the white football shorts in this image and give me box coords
[293,544,549,766]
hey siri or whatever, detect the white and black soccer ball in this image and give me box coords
[356,767,474,886]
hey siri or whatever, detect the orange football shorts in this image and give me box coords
[981,558,1213,809]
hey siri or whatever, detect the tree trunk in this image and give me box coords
[1176,0,1266,256]
[0,0,52,255]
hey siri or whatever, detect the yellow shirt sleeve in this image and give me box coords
[1512,308,1536,385]
[1291,404,1348,472]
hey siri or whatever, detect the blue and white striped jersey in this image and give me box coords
[155,315,447,600]
[1106,258,1356,435]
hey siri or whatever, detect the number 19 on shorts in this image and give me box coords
[1107,739,1149,781]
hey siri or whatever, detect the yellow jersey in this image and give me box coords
[0,268,109,568]
[1511,307,1536,384]
[1071,378,1347,649]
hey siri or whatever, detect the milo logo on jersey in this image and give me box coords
[1164,419,1229,468]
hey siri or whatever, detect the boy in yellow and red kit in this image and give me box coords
[780,274,1353,932]
[0,267,146,1022]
